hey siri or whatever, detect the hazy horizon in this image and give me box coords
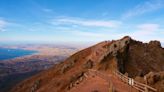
[0,38,164,48]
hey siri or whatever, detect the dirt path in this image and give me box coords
[69,70,138,92]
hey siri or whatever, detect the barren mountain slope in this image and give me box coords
[10,36,164,92]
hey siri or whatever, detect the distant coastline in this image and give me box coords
[0,48,37,61]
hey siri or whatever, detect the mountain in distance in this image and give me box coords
[10,36,164,92]
[0,44,79,92]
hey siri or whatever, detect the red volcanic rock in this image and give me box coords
[149,40,161,48]
[144,71,164,91]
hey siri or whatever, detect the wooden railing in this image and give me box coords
[114,70,157,92]
[87,69,157,92]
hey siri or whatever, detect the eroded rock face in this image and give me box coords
[83,60,93,69]
[98,36,131,72]
[95,36,164,79]
[144,71,164,91]
[125,40,164,77]
[149,41,161,48]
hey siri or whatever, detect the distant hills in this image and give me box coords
[0,45,79,92]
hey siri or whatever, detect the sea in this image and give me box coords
[0,48,37,61]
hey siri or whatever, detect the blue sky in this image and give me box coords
[0,0,164,44]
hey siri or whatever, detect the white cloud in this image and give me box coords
[122,0,164,19]
[73,31,105,37]
[115,23,163,42]
[51,17,122,28]
[137,23,159,31]
[42,8,53,12]
[0,19,8,32]
[131,23,160,37]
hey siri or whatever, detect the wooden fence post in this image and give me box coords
[109,82,116,92]
[144,76,148,92]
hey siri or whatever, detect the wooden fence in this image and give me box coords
[114,70,157,92]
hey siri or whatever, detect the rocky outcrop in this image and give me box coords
[149,40,162,48]
[145,71,164,92]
